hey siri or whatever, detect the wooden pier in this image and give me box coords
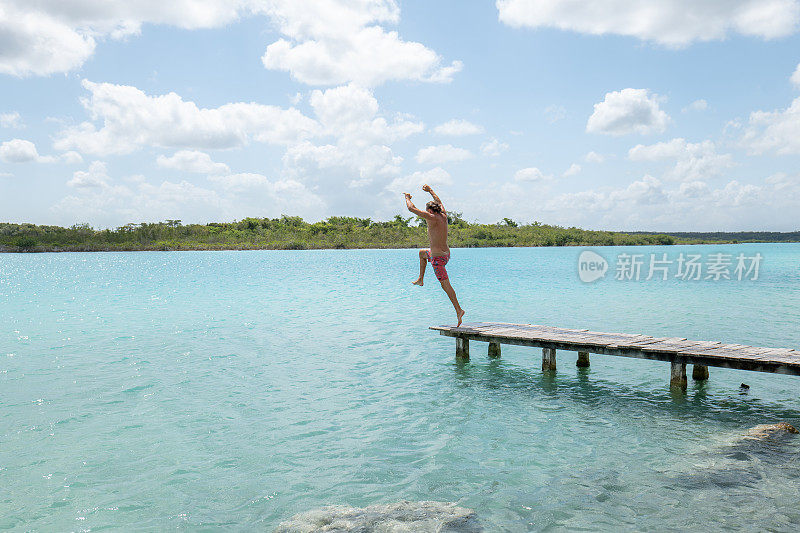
[430,322,800,390]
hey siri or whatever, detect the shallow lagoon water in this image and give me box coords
[2,244,800,531]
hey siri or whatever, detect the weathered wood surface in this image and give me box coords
[430,322,800,376]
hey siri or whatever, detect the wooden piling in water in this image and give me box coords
[577,351,590,368]
[488,342,501,358]
[692,364,709,380]
[670,362,687,390]
[542,348,557,371]
[456,337,469,360]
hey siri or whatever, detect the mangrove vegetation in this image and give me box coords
[1,215,796,252]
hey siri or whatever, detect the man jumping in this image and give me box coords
[404,184,465,327]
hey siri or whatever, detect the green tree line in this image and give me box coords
[0,214,780,252]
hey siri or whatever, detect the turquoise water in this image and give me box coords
[2,244,800,531]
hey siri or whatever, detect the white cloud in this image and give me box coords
[53,172,325,227]
[709,180,762,207]
[434,119,483,136]
[765,172,800,194]
[157,150,230,174]
[261,0,401,40]
[4,1,444,81]
[284,141,401,181]
[415,144,472,165]
[2,0,451,82]
[60,151,83,164]
[387,167,452,194]
[261,1,461,86]
[0,4,96,77]
[682,99,708,112]
[263,28,462,86]
[480,138,509,157]
[587,88,670,136]
[0,138,38,162]
[792,63,800,87]
[0,138,56,163]
[562,163,581,177]
[67,161,109,188]
[496,0,800,47]
[464,171,800,230]
[206,174,322,215]
[427,61,464,83]
[310,83,378,129]
[284,122,399,183]
[0,0,249,77]
[628,138,687,159]
[347,176,372,188]
[548,175,666,212]
[207,172,269,190]
[308,84,422,143]
[514,167,551,182]
[741,96,800,154]
[283,84,421,181]
[544,104,566,123]
[613,175,668,205]
[628,138,734,182]
[54,179,224,227]
[678,180,710,198]
[54,79,319,155]
[0,112,23,128]
[540,173,798,230]
[584,151,605,163]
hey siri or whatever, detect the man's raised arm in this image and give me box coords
[404,193,431,218]
[422,184,445,213]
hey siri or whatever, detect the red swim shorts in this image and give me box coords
[426,249,450,281]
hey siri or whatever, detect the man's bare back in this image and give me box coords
[404,185,464,326]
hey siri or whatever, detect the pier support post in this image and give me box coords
[670,362,687,390]
[576,351,590,368]
[488,342,501,358]
[542,348,557,372]
[692,364,709,381]
[456,337,469,360]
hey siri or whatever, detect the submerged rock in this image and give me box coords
[274,500,482,533]
[668,422,800,490]
[744,422,799,440]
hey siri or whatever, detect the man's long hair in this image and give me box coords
[426,201,442,214]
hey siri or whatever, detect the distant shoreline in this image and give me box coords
[2,218,798,253]
[3,240,797,254]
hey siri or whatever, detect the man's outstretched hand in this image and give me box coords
[404,192,412,199]
[422,184,432,192]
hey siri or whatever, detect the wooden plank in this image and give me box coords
[680,344,766,358]
[617,338,666,348]
[640,341,712,354]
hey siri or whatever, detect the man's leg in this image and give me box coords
[412,249,427,286]
[439,278,465,326]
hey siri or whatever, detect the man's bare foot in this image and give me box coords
[457,308,465,327]
[412,279,423,286]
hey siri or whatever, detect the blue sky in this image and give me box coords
[1,0,800,231]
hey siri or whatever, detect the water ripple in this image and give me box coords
[1,246,800,531]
